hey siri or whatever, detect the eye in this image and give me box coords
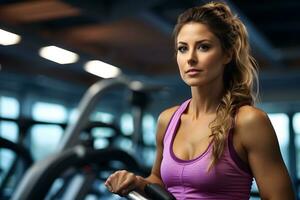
[197,44,210,52]
[177,46,188,53]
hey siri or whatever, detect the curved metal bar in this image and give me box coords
[57,76,131,151]
[0,137,33,165]
[126,183,176,200]
[11,146,141,200]
[127,191,149,200]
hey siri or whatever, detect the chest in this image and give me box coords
[172,115,213,160]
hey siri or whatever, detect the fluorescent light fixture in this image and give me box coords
[0,29,21,45]
[84,60,121,79]
[39,45,79,64]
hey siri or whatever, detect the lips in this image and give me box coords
[186,68,202,75]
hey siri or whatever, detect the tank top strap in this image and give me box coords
[163,99,191,144]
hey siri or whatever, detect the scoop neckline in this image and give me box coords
[169,100,213,164]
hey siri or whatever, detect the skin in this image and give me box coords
[105,22,295,199]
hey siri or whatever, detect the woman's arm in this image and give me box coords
[135,106,179,193]
[236,106,295,200]
[105,106,178,196]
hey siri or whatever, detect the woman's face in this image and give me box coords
[176,22,231,87]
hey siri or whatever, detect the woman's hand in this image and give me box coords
[104,170,141,196]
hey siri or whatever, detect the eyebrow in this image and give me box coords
[177,39,212,45]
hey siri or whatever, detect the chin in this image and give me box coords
[183,79,206,87]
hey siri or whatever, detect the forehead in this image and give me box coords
[177,22,217,42]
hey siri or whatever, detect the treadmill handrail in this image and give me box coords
[127,191,149,200]
[10,146,141,200]
[57,76,131,152]
[127,183,176,200]
[0,137,33,165]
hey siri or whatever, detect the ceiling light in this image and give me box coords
[39,45,79,64]
[84,60,121,79]
[0,29,21,45]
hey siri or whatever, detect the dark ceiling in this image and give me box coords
[0,0,299,104]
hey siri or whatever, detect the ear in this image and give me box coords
[222,49,233,65]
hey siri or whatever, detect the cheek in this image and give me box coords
[176,56,185,74]
[201,53,225,73]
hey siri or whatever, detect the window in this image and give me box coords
[0,96,20,194]
[30,124,63,160]
[293,113,300,177]
[268,113,289,166]
[92,127,115,149]
[91,111,114,124]
[142,114,156,146]
[32,102,67,123]
[69,108,115,124]
[0,96,19,141]
[120,113,133,136]
[0,96,19,119]
[94,138,109,149]
[0,121,18,142]
[30,101,67,160]
[293,113,300,134]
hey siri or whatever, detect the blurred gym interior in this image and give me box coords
[0,0,299,199]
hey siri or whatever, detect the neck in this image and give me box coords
[188,81,224,119]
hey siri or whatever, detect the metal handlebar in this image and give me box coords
[127,191,149,200]
[57,76,131,151]
[126,183,176,200]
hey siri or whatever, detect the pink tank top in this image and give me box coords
[160,99,253,200]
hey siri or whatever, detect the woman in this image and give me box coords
[105,1,295,199]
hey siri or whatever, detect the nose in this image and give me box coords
[188,58,197,66]
[187,50,198,66]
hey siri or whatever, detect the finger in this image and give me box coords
[105,175,113,186]
[105,173,118,192]
[111,170,128,194]
[104,183,113,193]
[118,174,137,195]
[120,184,134,196]
[111,171,127,193]
[118,179,131,193]
[115,170,127,189]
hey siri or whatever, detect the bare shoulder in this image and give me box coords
[235,105,269,128]
[156,106,179,142]
[235,105,276,149]
[158,106,179,125]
